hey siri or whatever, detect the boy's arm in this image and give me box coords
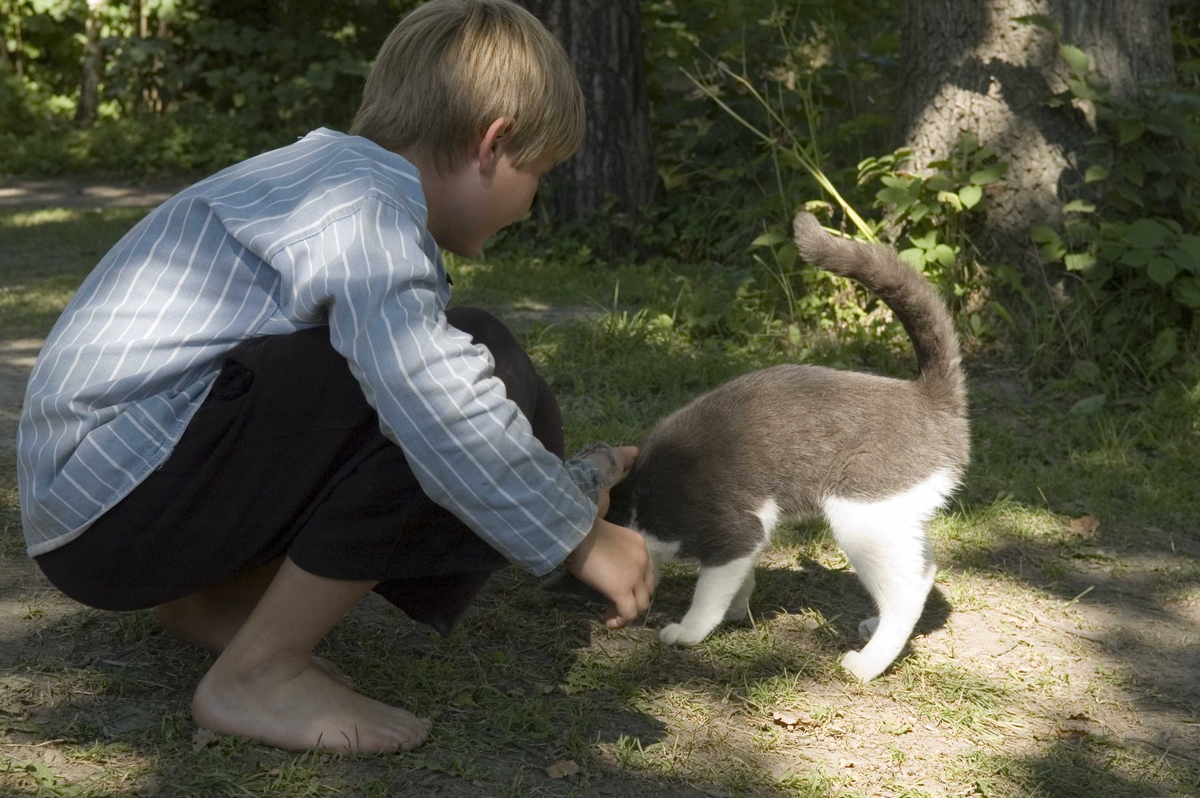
[282,198,595,576]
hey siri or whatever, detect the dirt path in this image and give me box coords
[0,178,189,209]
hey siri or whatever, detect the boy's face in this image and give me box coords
[419,134,558,259]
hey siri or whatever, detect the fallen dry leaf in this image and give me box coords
[1068,514,1100,539]
[771,709,811,730]
[546,759,580,779]
[191,728,217,752]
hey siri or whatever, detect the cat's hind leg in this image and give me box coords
[822,472,952,681]
[660,554,758,646]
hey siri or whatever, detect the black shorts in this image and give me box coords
[34,307,566,636]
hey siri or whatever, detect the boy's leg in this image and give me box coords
[146,308,563,652]
[155,556,284,653]
[192,558,430,753]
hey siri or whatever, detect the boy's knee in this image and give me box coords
[445,307,537,414]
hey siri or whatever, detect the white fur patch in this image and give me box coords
[821,468,956,530]
[820,469,956,681]
[641,532,682,567]
[752,497,781,538]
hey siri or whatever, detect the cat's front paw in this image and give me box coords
[659,622,706,647]
[841,650,885,682]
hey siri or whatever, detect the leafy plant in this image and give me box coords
[1021,15,1200,376]
[858,133,1009,340]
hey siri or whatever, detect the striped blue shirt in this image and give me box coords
[17,128,598,575]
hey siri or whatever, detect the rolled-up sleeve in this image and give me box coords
[275,196,596,575]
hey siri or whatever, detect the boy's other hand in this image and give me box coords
[584,444,638,519]
[565,518,653,629]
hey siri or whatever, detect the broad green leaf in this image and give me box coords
[880,175,913,190]
[1117,119,1146,145]
[969,162,1009,186]
[1166,247,1197,275]
[1120,160,1145,187]
[937,191,964,211]
[1064,252,1096,271]
[1070,360,1102,384]
[899,248,926,269]
[932,244,957,268]
[1068,79,1098,100]
[1147,257,1178,286]
[1114,183,1146,208]
[1069,394,1107,415]
[958,184,983,209]
[1177,235,1200,268]
[924,175,953,193]
[1152,328,1178,364]
[1126,218,1172,249]
[1059,44,1090,76]
[1084,165,1109,183]
[1030,224,1060,244]
[775,243,798,270]
[1063,199,1095,213]
[751,232,787,248]
[1121,248,1154,267]
[1063,218,1099,242]
[1171,277,1200,308]
[910,202,931,224]
[876,187,915,209]
[910,229,940,249]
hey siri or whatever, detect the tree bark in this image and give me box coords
[895,0,1174,267]
[517,0,657,232]
[75,0,105,127]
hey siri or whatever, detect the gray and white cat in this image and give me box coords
[604,212,970,682]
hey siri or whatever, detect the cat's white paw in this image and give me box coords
[858,616,879,639]
[841,649,885,682]
[659,622,707,647]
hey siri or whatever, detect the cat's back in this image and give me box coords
[636,363,968,504]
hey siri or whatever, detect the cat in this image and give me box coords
[603,211,970,682]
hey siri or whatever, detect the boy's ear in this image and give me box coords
[477,117,511,175]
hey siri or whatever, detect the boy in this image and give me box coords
[17,0,653,754]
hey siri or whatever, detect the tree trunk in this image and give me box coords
[75,0,105,127]
[517,0,657,233]
[895,0,1174,268]
[0,26,11,75]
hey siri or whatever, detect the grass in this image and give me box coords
[1,207,1199,796]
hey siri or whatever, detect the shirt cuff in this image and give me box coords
[563,456,602,508]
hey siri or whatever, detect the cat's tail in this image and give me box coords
[791,212,965,415]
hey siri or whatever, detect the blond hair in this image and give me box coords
[350,0,585,173]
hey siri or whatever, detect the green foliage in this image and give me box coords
[858,133,1009,340]
[1019,14,1200,377]
[0,0,418,178]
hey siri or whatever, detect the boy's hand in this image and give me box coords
[565,518,653,629]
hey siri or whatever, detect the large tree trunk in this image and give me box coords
[895,0,1174,267]
[75,0,105,127]
[517,0,657,233]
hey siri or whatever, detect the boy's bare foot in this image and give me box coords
[193,651,430,753]
[189,557,430,753]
